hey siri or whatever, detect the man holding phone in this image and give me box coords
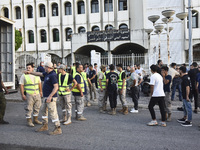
[25,62,62,135]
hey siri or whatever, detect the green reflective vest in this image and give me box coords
[98,72,106,89]
[54,69,57,74]
[58,73,71,96]
[71,66,76,78]
[24,75,40,95]
[72,73,85,93]
[81,72,89,87]
[118,71,126,89]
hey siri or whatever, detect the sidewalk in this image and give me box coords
[5,89,185,110]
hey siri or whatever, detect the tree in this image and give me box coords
[15,30,22,51]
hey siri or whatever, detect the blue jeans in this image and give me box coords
[171,83,182,101]
[183,99,192,121]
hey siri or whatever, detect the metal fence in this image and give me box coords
[101,53,149,70]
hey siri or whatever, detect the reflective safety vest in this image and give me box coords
[58,73,71,96]
[54,69,57,74]
[81,72,89,87]
[24,75,40,95]
[71,66,76,78]
[72,73,85,93]
[118,71,126,89]
[98,72,106,89]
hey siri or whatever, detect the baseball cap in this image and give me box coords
[58,64,66,70]
[45,62,53,69]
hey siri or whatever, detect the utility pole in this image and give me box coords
[188,0,193,65]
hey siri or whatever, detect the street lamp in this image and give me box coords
[145,29,153,70]
[155,25,164,59]
[148,10,188,66]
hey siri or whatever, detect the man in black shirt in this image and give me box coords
[177,66,192,127]
[88,65,97,101]
[157,60,163,75]
[188,62,199,113]
[106,64,119,115]
[0,72,9,124]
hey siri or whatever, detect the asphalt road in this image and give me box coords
[0,102,200,150]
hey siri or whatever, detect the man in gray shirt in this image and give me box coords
[129,67,142,113]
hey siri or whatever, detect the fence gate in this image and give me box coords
[101,53,149,70]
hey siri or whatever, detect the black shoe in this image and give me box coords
[177,118,186,123]
[177,107,183,111]
[193,109,198,114]
[0,120,9,124]
[181,121,192,127]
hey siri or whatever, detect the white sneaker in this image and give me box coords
[63,120,72,125]
[147,120,158,126]
[130,108,139,113]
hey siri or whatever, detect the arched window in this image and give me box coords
[4,7,9,18]
[119,24,128,30]
[65,2,72,15]
[104,0,113,12]
[65,28,72,41]
[39,4,46,17]
[92,26,100,31]
[105,24,113,30]
[187,10,199,28]
[40,30,47,43]
[53,29,59,42]
[91,0,99,13]
[28,30,34,43]
[118,0,127,11]
[27,5,33,18]
[15,7,21,19]
[78,1,85,14]
[52,3,58,16]
[78,27,86,33]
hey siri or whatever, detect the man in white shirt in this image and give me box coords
[135,64,145,77]
[147,65,166,127]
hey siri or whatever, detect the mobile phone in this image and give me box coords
[45,99,53,103]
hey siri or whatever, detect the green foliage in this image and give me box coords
[15,30,22,51]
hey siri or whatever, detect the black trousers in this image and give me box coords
[131,86,139,110]
[191,89,199,109]
[148,97,166,121]
[108,90,117,109]
[0,92,6,121]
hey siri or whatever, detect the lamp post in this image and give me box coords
[148,11,188,65]
[155,25,164,59]
[145,29,153,71]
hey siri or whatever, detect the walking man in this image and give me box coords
[25,62,62,135]
[147,65,166,127]
[161,66,172,121]
[88,64,97,101]
[58,64,77,125]
[20,63,43,127]
[177,66,193,127]
[98,65,107,113]
[129,66,142,113]
[0,71,9,124]
[72,64,87,121]
[106,64,119,115]
[116,64,128,115]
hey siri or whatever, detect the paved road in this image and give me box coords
[0,102,200,150]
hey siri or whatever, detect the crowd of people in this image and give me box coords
[0,59,200,136]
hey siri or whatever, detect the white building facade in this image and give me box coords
[0,0,200,70]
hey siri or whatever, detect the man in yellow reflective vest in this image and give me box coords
[71,63,77,78]
[116,64,128,115]
[72,64,87,121]
[20,63,43,127]
[58,64,77,125]
[81,71,92,107]
[98,65,107,113]
[54,63,58,74]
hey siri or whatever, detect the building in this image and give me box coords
[0,0,200,71]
